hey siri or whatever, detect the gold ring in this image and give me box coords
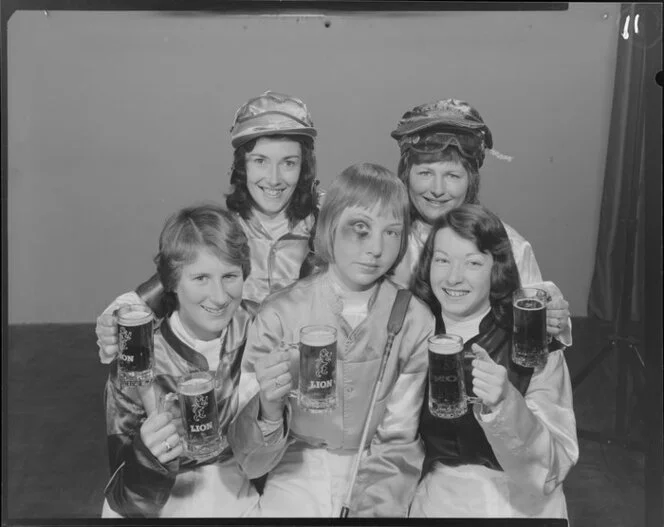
[163,439,172,452]
[274,377,281,388]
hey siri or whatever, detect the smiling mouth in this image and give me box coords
[259,187,285,199]
[201,305,227,316]
[442,288,469,298]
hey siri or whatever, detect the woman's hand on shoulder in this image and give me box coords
[470,344,509,410]
[545,295,570,337]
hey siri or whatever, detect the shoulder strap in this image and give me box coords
[387,289,412,336]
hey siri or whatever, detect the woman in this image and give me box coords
[95,91,320,363]
[227,163,435,517]
[389,98,572,346]
[409,204,578,518]
[103,204,260,517]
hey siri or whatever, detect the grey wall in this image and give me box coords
[8,4,619,323]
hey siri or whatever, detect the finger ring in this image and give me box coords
[274,377,281,388]
[162,439,172,452]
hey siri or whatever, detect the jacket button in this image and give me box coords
[345,387,354,393]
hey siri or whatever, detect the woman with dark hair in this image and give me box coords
[102,204,260,518]
[95,91,321,363]
[389,99,572,349]
[408,204,578,519]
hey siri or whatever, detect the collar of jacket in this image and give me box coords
[160,300,257,371]
[236,211,315,241]
[412,218,433,244]
[320,270,385,320]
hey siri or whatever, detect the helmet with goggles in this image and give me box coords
[391,99,495,168]
[230,91,317,149]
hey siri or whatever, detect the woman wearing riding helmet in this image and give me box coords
[389,99,571,347]
[95,91,322,364]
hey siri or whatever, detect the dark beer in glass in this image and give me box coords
[298,325,337,413]
[177,372,224,460]
[428,334,468,419]
[117,304,154,387]
[512,287,548,368]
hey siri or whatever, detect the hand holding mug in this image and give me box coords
[471,344,509,410]
[140,409,183,465]
[96,312,119,362]
[255,346,293,421]
[546,296,570,337]
[528,282,570,338]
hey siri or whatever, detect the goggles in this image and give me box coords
[398,131,486,159]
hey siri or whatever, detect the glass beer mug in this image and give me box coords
[116,304,154,388]
[286,325,338,413]
[428,334,479,419]
[162,371,225,461]
[512,287,549,368]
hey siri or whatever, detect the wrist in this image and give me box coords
[259,401,284,423]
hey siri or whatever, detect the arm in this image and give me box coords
[350,314,433,517]
[103,368,179,517]
[227,307,293,479]
[474,349,579,496]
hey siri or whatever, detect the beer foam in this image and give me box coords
[301,328,336,347]
[179,377,211,396]
[118,309,153,326]
[514,298,545,311]
[428,336,463,355]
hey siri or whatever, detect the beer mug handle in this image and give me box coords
[158,392,178,414]
[279,341,299,399]
[463,349,481,405]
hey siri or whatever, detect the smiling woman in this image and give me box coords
[409,204,577,519]
[94,91,321,364]
[103,204,261,518]
[389,98,573,349]
[243,138,302,218]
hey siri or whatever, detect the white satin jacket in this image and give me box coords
[227,272,435,517]
[235,212,316,305]
[410,348,578,518]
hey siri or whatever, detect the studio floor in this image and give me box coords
[5,317,661,525]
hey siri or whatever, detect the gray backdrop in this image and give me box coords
[8,4,619,323]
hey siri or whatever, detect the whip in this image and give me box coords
[339,289,412,518]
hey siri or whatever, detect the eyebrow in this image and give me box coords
[346,212,402,226]
[434,249,484,257]
[247,153,301,159]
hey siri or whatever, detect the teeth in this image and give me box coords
[444,289,468,297]
[202,306,224,315]
[262,188,283,198]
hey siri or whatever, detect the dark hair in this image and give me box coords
[226,134,318,226]
[314,162,410,276]
[154,203,250,315]
[410,204,520,330]
[397,147,481,222]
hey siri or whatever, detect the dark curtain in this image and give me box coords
[588,3,662,324]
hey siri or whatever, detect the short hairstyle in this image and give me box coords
[314,162,410,275]
[226,134,319,225]
[411,204,520,329]
[154,203,250,314]
[397,147,481,220]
